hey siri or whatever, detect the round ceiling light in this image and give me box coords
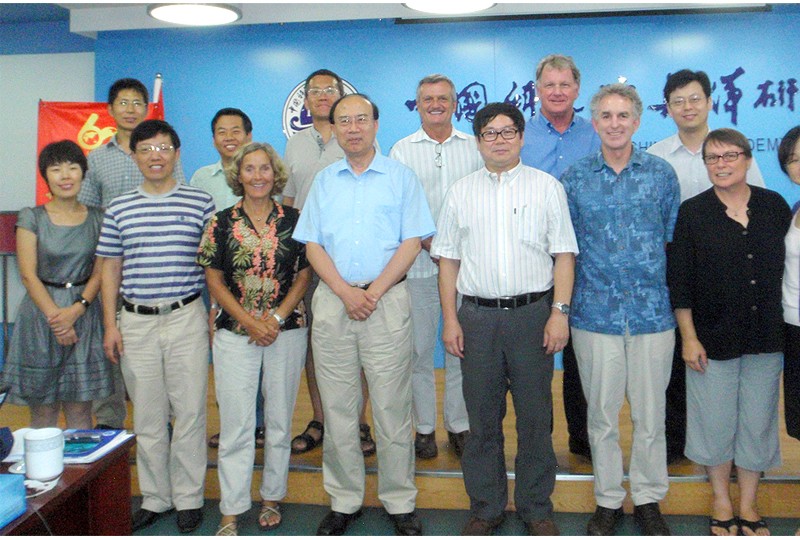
[148,3,242,26]
[403,1,495,15]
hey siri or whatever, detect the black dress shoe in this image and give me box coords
[317,509,362,535]
[568,438,592,461]
[390,511,422,535]
[414,432,437,459]
[634,502,670,535]
[447,430,469,458]
[587,505,623,536]
[132,508,169,532]
[177,508,203,533]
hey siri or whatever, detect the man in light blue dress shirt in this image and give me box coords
[293,94,435,536]
[520,54,600,462]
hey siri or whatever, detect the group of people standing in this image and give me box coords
[1,53,799,537]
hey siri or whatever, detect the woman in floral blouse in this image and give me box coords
[198,142,310,536]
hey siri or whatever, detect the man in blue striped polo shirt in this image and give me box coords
[97,120,215,534]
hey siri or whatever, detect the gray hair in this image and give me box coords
[536,54,581,86]
[416,73,457,103]
[589,83,643,121]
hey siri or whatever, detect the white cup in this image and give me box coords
[24,427,64,481]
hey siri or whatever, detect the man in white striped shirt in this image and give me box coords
[431,102,578,536]
[97,120,215,534]
[389,74,482,460]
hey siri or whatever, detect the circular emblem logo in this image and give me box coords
[282,78,358,140]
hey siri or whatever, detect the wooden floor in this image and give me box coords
[3,368,800,516]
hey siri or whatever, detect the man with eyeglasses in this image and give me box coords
[283,69,377,458]
[77,78,186,433]
[561,84,680,536]
[389,74,482,461]
[97,119,214,534]
[432,102,577,536]
[647,69,766,465]
[293,94,435,536]
[520,53,601,463]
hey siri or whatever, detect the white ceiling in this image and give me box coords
[59,2,768,38]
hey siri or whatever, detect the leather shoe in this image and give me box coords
[528,518,560,535]
[447,430,469,458]
[414,432,437,459]
[132,508,169,532]
[462,515,504,535]
[317,509,362,535]
[177,508,203,533]
[389,511,422,535]
[587,505,623,535]
[568,438,592,461]
[634,502,670,535]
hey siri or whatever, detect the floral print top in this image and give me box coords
[197,200,308,334]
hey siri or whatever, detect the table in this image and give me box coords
[0,437,135,535]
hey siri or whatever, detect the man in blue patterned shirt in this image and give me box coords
[560,84,680,536]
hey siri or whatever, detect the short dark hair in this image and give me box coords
[702,128,752,160]
[328,93,379,124]
[211,108,252,135]
[107,78,149,105]
[472,102,525,137]
[129,119,181,152]
[304,69,344,96]
[778,126,800,176]
[663,69,712,102]
[38,140,87,180]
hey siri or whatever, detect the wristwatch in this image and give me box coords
[73,296,91,309]
[272,312,286,327]
[552,302,570,316]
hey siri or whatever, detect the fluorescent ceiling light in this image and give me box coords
[148,3,241,26]
[404,1,495,15]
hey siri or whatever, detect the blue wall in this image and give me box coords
[90,6,800,206]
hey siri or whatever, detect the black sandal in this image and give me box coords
[360,423,376,457]
[291,420,324,454]
[709,517,738,536]
[738,517,768,536]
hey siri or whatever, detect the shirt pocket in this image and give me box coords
[515,204,546,250]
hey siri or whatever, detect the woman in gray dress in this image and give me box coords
[0,140,111,429]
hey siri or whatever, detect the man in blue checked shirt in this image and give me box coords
[560,84,680,536]
[293,94,435,537]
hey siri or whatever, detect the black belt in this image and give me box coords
[463,289,551,310]
[351,274,407,291]
[40,276,90,289]
[122,292,201,315]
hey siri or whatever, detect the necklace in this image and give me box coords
[243,201,272,224]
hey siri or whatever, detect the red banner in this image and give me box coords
[35,100,164,205]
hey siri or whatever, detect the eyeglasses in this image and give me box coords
[434,143,442,168]
[479,127,519,142]
[702,151,745,165]
[135,144,175,156]
[540,82,574,92]
[307,87,339,97]
[336,114,372,126]
[115,99,146,110]
[668,95,705,108]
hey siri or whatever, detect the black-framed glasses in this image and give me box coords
[479,127,519,142]
[434,143,442,168]
[702,151,745,165]
[135,144,175,156]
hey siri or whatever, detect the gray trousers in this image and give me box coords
[459,291,556,522]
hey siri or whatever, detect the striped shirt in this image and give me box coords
[389,127,483,279]
[431,161,578,298]
[78,135,187,208]
[96,183,215,304]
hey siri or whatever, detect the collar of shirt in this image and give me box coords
[537,110,577,134]
[209,159,224,176]
[481,159,524,184]
[591,146,644,173]
[335,150,388,178]
[407,126,471,145]
[665,132,701,157]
